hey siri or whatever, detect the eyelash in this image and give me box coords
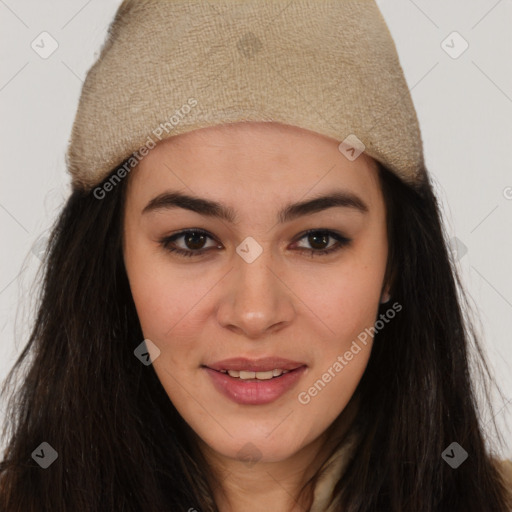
[159,228,351,258]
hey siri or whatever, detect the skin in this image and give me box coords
[122,121,390,512]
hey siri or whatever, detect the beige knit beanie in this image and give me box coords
[66,0,427,193]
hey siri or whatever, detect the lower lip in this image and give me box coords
[203,366,307,405]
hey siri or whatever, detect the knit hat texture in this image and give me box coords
[66,0,426,192]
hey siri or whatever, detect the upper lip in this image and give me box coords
[204,357,306,372]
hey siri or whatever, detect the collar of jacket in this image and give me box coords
[308,394,361,512]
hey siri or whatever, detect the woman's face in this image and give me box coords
[123,122,389,464]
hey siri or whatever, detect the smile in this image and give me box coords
[203,365,307,405]
[218,369,291,380]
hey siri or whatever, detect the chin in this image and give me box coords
[200,425,314,465]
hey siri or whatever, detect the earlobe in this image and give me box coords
[380,289,391,304]
[380,266,395,305]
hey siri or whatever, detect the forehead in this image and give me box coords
[125,122,382,211]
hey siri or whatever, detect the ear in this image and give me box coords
[380,287,391,304]
[380,266,395,304]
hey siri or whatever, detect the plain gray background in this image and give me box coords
[1,0,511,458]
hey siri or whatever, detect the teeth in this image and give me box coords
[225,369,290,380]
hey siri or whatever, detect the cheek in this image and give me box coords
[295,275,378,426]
[296,259,385,344]
[297,345,369,430]
[123,237,215,352]
[333,237,388,335]
[293,248,386,411]
[128,276,219,369]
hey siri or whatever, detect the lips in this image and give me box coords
[203,364,307,405]
[204,357,306,373]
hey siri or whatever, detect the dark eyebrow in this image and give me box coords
[142,189,369,223]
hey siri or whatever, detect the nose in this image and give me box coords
[216,250,296,339]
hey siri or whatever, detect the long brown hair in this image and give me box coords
[0,161,510,511]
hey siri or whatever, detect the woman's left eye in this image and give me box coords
[159,229,351,258]
[292,230,351,256]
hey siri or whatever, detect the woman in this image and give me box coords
[1,1,511,511]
